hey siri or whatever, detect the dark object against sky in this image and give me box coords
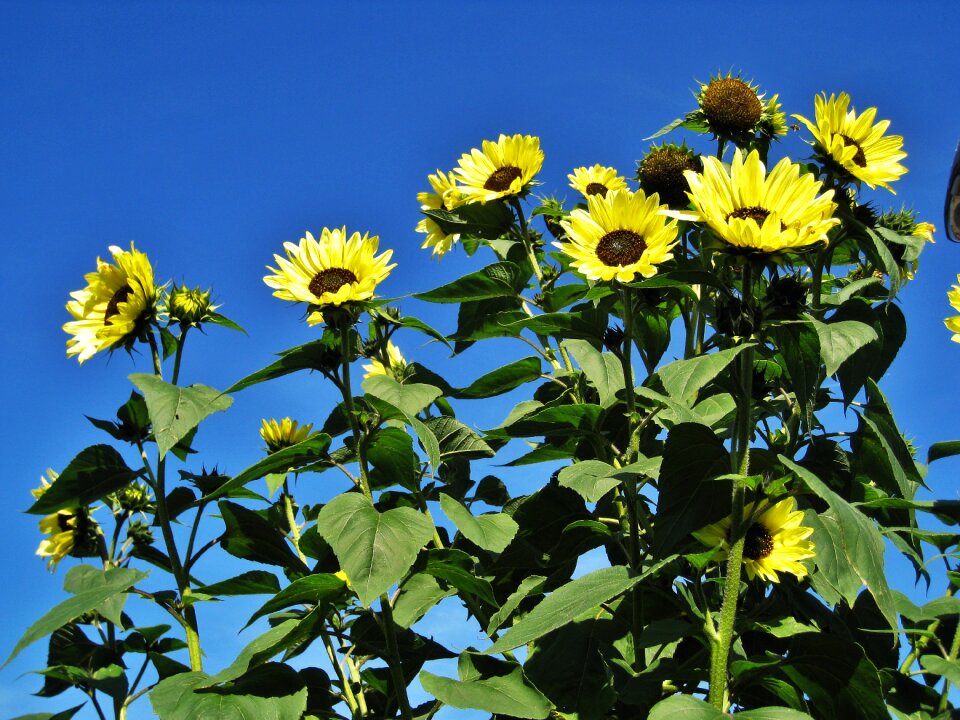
[947,142,960,241]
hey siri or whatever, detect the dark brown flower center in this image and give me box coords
[585,182,609,197]
[839,134,867,167]
[638,147,701,207]
[727,206,771,225]
[595,230,646,267]
[309,268,358,298]
[701,78,763,135]
[742,522,774,561]
[104,284,132,325]
[484,166,523,192]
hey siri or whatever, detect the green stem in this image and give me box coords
[619,286,638,463]
[379,598,414,720]
[322,626,360,718]
[938,613,960,713]
[172,325,188,385]
[338,321,373,499]
[510,197,543,283]
[283,485,308,564]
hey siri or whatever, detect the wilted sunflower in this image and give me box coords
[946,275,960,343]
[363,341,406,380]
[568,165,630,200]
[63,242,158,364]
[264,227,395,326]
[261,417,314,453]
[682,149,839,254]
[693,496,815,583]
[416,170,465,257]
[794,92,907,193]
[454,133,543,203]
[557,189,679,283]
[691,73,787,144]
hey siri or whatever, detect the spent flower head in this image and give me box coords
[636,143,702,208]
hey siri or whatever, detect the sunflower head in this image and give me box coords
[362,341,407,381]
[35,497,100,572]
[636,143,702,208]
[417,170,465,257]
[794,92,907,193]
[454,133,544,204]
[261,417,314,453]
[693,496,815,583]
[64,242,159,364]
[112,482,153,514]
[168,284,217,327]
[682,149,840,255]
[691,73,787,145]
[556,189,679,283]
[875,208,935,279]
[568,165,630,200]
[946,275,960,344]
[264,228,396,326]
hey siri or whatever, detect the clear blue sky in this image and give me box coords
[3,2,960,717]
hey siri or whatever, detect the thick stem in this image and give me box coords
[619,286,638,463]
[379,599,414,720]
[283,486,308,564]
[338,322,373,499]
[510,197,543,283]
[322,626,360,718]
[171,326,188,385]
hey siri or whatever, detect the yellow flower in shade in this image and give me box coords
[794,92,907,193]
[454,134,543,204]
[693,497,815,583]
[557,190,679,283]
[63,242,158,364]
[260,417,314,453]
[33,471,85,572]
[264,228,396,326]
[568,165,630,200]
[417,170,465,257]
[682,149,840,254]
[363,341,406,380]
[945,275,960,343]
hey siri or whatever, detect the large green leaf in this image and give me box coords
[812,319,878,377]
[557,461,620,503]
[226,334,340,393]
[245,574,348,627]
[4,568,147,667]
[421,656,552,720]
[204,619,305,685]
[393,574,455,629]
[451,356,543,399]
[929,440,960,464]
[781,457,897,629]
[484,566,643,655]
[11,704,85,720]
[440,494,518,553]
[415,261,526,303]
[315,493,433,607]
[658,345,750,406]
[149,670,307,720]
[417,548,498,605]
[362,375,442,416]
[129,374,232,458]
[422,200,515,240]
[366,427,419,490]
[27,445,139,515]
[500,404,602,438]
[919,655,960,685]
[194,571,281,598]
[563,339,625,408]
[62,566,129,627]
[425,416,495,461]
[207,434,332,499]
[649,696,814,719]
[773,323,820,429]
[219,501,309,574]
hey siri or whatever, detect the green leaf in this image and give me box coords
[27,445,139,515]
[781,456,897,629]
[658,345,750,406]
[919,655,960,685]
[500,404,602,437]
[812,319,878,376]
[452,356,543,399]
[361,375,442,416]
[484,566,642,655]
[410,415,441,473]
[315,493,433,607]
[417,548,498,605]
[440,494,518,553]
[929,440,960,464]
[649,695,815,719]
[227,335,340,393]
[486,576,547,634]
[774,322,820,429]
[422,200,515,240]
[563,339,624,408]
[219,501,309,574]
[129,374,232,458]
[393,574,455,629]
[206,620,304,685]
[194,571,281,598]
[208,434,332,499]
[557,461,620,503]
[62,566,129,627]
[11,705,85,720]
[500,311,604,340]
[415,261,526,303]
[367,427,418,490]
[150,670,307,720]
[420,664,552,719]
[425,416,495,461]
[206,311,246,333]
[4,568,147,667]
[245,574,347,628]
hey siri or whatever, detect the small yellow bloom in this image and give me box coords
[363,342,406,380]
[37,511,81,571]
[693,497,815,583]
[454,134,543,204]
[946,275,960,344]
[335,570,351,587]
[913,221,936,244]
[168,284,217,326]
[417,170,465,257]
[260,417,314,453]
[567,165,629,200]
[794,92,907,193]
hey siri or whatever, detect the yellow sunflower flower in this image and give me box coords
[32,471,87,572]
[692,73,787,143]
[363,341,406,380]
[264,227,395,326]
[454,133,543,203]
[568,165,630,200]
[693,497,815,583]
[794,92,907,193]
[682,149,840,254]
[63,242,158,364]
[417,170,465,257]
[557,189,679,283]
[261,417,314,453]
[945,275,960,344]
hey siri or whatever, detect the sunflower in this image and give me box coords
[261,417,314,453]
[945,275,960,344]
[454,133,543,203]
[794,92,907,193]
[417,170,465,257]
[682,149,840,254]
[568,165,630,200]
[363,341,406,380]
[32,471,90,572]
[690,73,787,144]
[63,242,158,364]
[557,189,679,283]
[264,227,395,326]
[693,496,815,583]
[636,143,701,208]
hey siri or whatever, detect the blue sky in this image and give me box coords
[3,2,960,717]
